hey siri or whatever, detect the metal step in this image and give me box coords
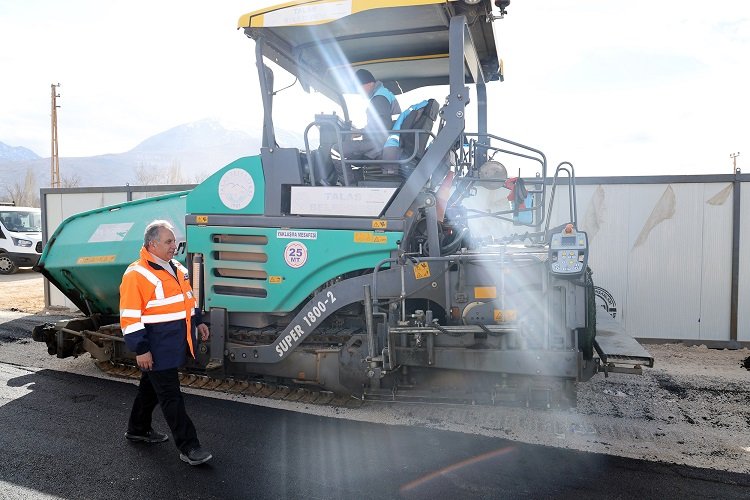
[594,329,654,375]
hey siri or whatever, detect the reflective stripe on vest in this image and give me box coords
[123,322,145,335]
[174,262,189,275]
[146,293,188,309]
[139,308,195,325]
[125,264,165,300]
[142,310,188,324]
[120,308,141,319]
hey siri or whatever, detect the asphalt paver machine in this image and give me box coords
[35,0,652,406]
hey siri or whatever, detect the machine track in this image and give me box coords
[94,360,365,408]
[49,323,581,409]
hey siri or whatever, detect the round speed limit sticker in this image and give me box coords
[284,241,308,268]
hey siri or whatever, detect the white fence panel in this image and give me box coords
[698,183,733,341]
[737,183,750,342]
[546,178,737,343]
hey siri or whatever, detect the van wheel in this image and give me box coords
[0,254,18,275]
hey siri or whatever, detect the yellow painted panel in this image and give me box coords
[354,232,388,244]
[76,255,116,264]
[475,286,497,299]
[239,0,448,28]
[354,232,374,243]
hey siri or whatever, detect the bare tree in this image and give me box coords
[166,160,187,184]
[192,171,209,183]
[61,172,82,188]
[134,160,196,186]
[135,162,161,185]
[3,183,22,206]
[23,168,38,206]
[4,168,39,206]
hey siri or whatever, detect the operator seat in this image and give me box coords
[311,144,338,186]
[361,99,439,183]
[309,117,341,186]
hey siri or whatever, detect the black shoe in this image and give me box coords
[180,447,213,466]
[125,429,169,444]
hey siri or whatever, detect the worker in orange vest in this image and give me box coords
[120,219,212,466]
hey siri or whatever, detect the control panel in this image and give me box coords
[314,113,348,141]
[548,224,588,278]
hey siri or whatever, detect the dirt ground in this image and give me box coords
[0,268,46,313]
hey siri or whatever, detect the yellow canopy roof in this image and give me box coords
[238,0,502,95]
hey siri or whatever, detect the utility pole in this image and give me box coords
[50,83,61,188]
[730,152,740,173]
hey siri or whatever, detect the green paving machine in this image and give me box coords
[33,0,652,406]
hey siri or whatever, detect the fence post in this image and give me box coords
[730,168,741,346]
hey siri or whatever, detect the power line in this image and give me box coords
[51,83,61,188]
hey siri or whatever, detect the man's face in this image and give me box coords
[149,227,177,261]
[362,81,375,97]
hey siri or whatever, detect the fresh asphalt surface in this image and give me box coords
[1,314,750,499]
[2,368,750,499]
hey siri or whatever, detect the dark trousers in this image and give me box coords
[128,368,200,453]
[341,135,382,161]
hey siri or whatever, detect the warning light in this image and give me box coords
[564,223,574,234]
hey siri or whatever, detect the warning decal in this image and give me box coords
[413,262,431,280]
[494,309,518,322]
[284,241,308,268]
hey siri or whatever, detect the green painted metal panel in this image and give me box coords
[187,225,402,312]
[186,156,265,215]
[38,192,190,315]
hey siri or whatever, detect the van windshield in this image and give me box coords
[0,211,41,232]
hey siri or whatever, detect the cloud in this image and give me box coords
[713,18,750,43]
[0,0,747,178]
[559,49,707,89]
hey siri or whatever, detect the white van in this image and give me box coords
[0,204,43,274]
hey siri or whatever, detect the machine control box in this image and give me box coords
[314,113,348,137]
[549,225,588,278]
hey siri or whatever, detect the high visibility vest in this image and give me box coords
[371,84,400,125]
[120,247,196,361]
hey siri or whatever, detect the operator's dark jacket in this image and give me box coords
[349,81,402,159]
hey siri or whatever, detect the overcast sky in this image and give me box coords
[1,0,748,177]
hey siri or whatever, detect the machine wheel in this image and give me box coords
[0,253,18,275]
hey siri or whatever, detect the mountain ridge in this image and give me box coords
[0,119,278,196]
[0,142,40,162]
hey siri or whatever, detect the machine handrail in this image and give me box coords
[544,162,578,236]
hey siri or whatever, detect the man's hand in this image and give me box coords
[136,352,153,371]
[197,323,210,342]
